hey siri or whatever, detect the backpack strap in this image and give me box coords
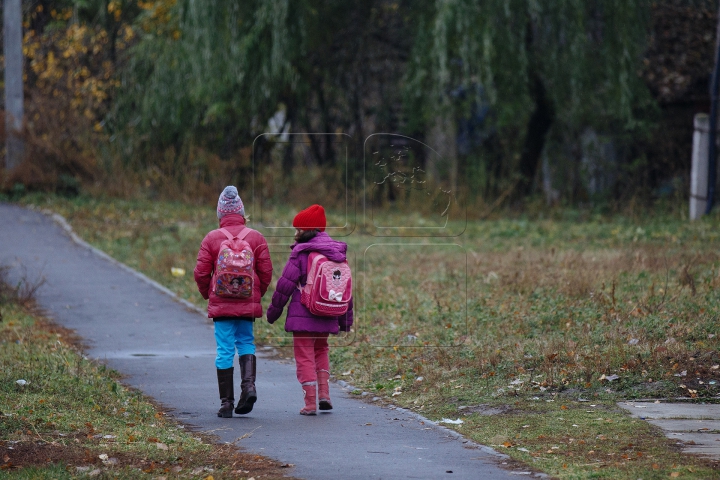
[219,228,234,240]
[237,227,254,241]
[297,251,319,291]
[219,227,254,241]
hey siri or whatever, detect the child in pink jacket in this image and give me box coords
[194,186,272,418]
[266,204,354,415]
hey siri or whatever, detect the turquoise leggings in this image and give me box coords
[214,318,255,369]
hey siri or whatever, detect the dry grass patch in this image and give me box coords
[0,270,296,480]
[15,194,720,479]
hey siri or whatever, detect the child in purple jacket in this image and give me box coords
[266,204,354,415]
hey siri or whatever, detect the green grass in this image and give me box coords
[0,271,292,478]
[15,193,720,478]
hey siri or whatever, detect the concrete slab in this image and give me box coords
[619,402,720,461]
[647,419,720,433]
[618,402,720,420]
[664,432,720,458]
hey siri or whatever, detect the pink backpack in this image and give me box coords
[212,228,255,299]
[300,252,352,316]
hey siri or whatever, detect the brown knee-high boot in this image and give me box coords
[317,370,333,410]
[216,367,234,418]
[235,354,257,415]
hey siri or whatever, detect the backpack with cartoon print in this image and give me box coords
[300,252,352,316]
[212,228,254,299]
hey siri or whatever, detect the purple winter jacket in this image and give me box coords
[266,232,354,333]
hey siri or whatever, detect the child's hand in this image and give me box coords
[266,305,280,324]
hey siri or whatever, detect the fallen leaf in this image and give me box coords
[670,473,680,478]
[156,442,168,450]
[170,267,185,277]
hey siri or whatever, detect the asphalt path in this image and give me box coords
[0,203,528,479]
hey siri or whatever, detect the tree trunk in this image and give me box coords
[4,0,25,170]
[281,96,296,175]
[316,82,335,166]
[518,74,553,196]
[426,113,458,192]
[705,0,720,213]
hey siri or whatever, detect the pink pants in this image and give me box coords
[293,332,330,384]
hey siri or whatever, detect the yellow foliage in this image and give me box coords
[4,5,139,192]
[137,0,178,36]
[23,9,134,128]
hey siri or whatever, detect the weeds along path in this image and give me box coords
[0,203,523,480]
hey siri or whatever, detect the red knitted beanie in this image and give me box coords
[292,204,326,232]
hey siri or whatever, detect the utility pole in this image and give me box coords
[4,0,24,170]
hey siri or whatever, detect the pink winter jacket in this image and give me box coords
[194,214,273,319]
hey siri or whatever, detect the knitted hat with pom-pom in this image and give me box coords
[217,186,245,219]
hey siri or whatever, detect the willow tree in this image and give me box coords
[111,0,656,200]
[110,0,401,168]
[110,1,285,156]
[403,0,655,197]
